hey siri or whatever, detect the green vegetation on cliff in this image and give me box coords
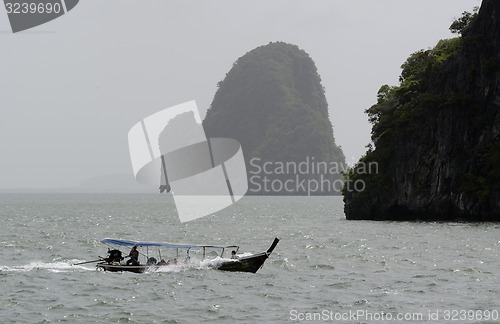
[204,42,345,195]
[344,1,500,221]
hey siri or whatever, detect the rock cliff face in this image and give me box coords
[204,42,345,195]
[344,0,500,221]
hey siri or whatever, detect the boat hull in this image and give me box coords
[96,253,268,274]
[216,252,269,273]
[216,237,279,273]
[96,263,147,273]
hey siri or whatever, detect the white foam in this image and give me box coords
[148,255,246,273]
[0,260,95,272]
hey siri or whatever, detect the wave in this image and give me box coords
[150,256,243,273]
[0,260,96,273]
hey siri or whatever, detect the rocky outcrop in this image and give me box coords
[344,0,500,221]
[203,42,345,195]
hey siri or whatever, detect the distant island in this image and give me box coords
[344,0,500,221]
[203,42,345,195]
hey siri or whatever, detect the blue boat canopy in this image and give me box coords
[101,238,238,250]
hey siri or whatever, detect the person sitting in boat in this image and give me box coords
[231,250,239,259]
[157,259,168,266]
[126,246,140,266]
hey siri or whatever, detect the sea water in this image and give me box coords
[1,194,499,323]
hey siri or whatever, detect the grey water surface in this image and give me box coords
[1,194,499,323]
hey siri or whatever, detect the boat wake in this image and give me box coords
[0,260,96,273]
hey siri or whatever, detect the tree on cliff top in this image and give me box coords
[449,7,479,36]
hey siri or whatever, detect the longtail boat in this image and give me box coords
[91,237,279,274]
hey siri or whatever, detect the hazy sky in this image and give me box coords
[0,0,481,188]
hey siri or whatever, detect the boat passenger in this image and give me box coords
[126,246,140,266]
[157,259,168,266]
[231,250,239,259]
